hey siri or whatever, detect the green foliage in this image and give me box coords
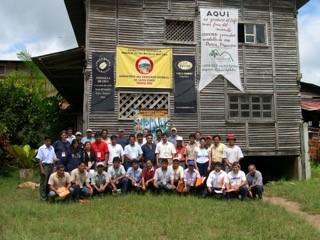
[6,145,36,169]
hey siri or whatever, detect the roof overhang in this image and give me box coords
[64,0,86,47]
[32,47,85,111]
[297,0,310,9]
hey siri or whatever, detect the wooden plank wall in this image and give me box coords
[85,0,301,156]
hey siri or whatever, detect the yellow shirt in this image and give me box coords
[186,143,197,160]
[209,143,226,163]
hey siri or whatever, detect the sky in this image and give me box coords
[0,0,319,86]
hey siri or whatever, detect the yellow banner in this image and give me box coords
[116,46,172,89]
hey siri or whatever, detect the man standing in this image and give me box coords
[168,127,179,146]
[205,162,227,197]
[47,164,72,202]
[155,133,176,166]
[154,159,175,192]
[136,133,144,147]
[222,133,243,170]
[81,129,95,144]
[101,129,111,144]
[66,127,76,144]
[175,136,186,168]
[225,162,247,200]
[141,134,157,166]
[70,162,93,202]
[246,164,264,199]
[92,162,112,195]
[185,134,197,166]
[53,130,71,167]
[208,135,226,171]
[183,160,201,194]
[75,131,83,148]
[126,159,143,191]
[124,134,143,169]
[107,135,124,167]
[108,157,128,193]
[117,128,129,149]
[154,128,162,145]
[36,137,57,201]
[141,160,155,192]
[91,132,109,164]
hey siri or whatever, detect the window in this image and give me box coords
[165,19,194,44]
[229,95,273,120]
[118,92,169,120]
[238,23,266,44]
[0,65,5,75]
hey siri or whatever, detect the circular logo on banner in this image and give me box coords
[96,57,111,74]
[177,61,193,71]
[135,56,153,74]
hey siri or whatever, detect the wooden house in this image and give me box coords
[33,0,310,179]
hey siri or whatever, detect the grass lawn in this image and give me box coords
[0,172,319,240]
[266,165,320,214]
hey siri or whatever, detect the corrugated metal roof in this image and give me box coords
[32,47,85,111]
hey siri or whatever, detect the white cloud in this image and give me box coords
[298,3,320,86]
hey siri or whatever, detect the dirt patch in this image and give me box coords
[264,196,320,231]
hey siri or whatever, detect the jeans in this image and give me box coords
[226,186,248,200]
[71,186,91,200]
[249,185,264,199]
[115,178,129,193]
[39,164,54,200]
[155,182,174,193]
[197,162,209,177]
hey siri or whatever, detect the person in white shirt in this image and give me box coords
[155,133,176,165]
[66,127,76,144]
[225,162,248,200]
[124,134,142,169]
[108,135,124,167]
[205,162,227,197]
[36,137,57,201]
[108,157,128,193]
[168,158,184,187]
[195,137,209,177]
[222,133,244,170]
[154,159,175,192]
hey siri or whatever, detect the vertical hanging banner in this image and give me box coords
[173,55,197,113]
[116,46,172,89]
[91,52,115,112]
[199,8,243,92]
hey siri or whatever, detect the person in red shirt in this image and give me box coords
[141,160,155,192]
[91,132,109,163]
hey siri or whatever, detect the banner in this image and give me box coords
[173,55,197,113]
[91,52,115,112]
[134,110,170,136]
[116,46,172,89]
[199,8,243,92]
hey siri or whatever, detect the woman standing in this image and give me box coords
[82,141,96,170]
[195,138,209,177]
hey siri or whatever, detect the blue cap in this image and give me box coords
[187,160,195,166]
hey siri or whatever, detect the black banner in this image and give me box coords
[174,55,197,113]
[91,52,115,112]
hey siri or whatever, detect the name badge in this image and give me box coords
[97,152,101,158]
[61,152,66,158]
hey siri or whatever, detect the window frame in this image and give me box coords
[163,17,196,45]
[227,93,274,123]
[238,22,269,46]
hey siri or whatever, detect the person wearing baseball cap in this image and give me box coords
[74,132,83,148]
[92,162,112,195]
[222,133,243,171]
[183,160,201,193]
[168,127,180,146]
[174,136,186,168]
[81,128,95,144]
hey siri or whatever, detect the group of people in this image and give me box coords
[36,127,264,203]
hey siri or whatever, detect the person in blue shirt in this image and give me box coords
[141,134,157,166]
[81,129,95,144]
[53,130,71,168]
[126,159,142,192]
[67,139,83,172]
[117,128,129,149]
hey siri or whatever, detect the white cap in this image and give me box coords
[86,128,93,132]
[96,162,105,167]
[75,131,82,136]
[176,136,183,141]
